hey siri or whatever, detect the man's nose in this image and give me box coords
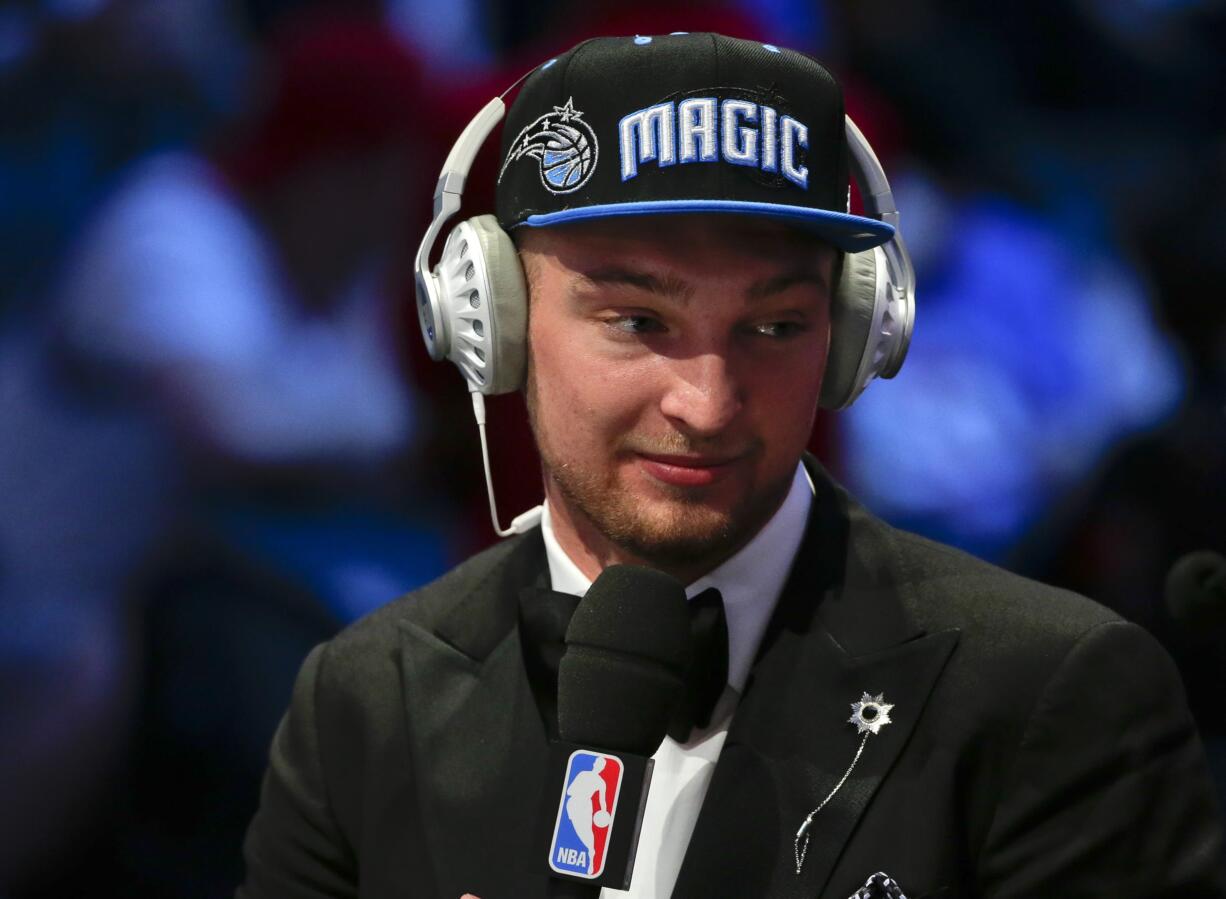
[658,352,743,436]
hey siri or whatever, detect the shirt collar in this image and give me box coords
[540,462,815,691]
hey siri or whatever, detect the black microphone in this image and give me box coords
[1165,550,1226,635]
[540,565,691,897]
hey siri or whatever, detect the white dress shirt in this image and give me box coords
[540,462,815,898]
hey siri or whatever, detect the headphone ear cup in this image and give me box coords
[434,214,528,394]
[820,248,881,410]
[465,215,527,394]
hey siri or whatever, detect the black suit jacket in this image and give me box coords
[238,461,1226,897]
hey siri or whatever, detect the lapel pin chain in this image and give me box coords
[793,692,895,875]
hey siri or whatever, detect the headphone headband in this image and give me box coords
[414,97,506,362]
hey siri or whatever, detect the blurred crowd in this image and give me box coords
[1,0,1223,895]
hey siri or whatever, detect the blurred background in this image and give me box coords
[0,0,1223,894]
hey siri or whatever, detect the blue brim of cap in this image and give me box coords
[516,199,894,253]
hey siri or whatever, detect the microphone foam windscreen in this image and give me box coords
[559,565,692,754]
[1165,550,1226,631]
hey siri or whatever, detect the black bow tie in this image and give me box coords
[519,584,729,743]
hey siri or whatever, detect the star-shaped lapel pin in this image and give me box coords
[796,691,899,874]
[849,692,895,735]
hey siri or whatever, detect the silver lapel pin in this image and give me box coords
[794,692,896,875]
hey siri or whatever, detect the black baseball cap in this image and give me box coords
[494,33,894,253]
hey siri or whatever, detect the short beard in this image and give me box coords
[526,370,792,574]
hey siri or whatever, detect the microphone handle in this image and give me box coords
[540,742,655,895]
[547,881,600,898]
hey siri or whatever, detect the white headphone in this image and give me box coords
[414,85,915,535]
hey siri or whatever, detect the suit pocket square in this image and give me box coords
[848,872,908,899]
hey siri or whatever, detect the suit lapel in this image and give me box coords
[673,462,960,898]
[397,532,553,899]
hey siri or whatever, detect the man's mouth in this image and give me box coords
[634,451,742,488]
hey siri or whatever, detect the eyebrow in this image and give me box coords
[572,264,828,304]
[745,268,830,301]
[574,267,694,302]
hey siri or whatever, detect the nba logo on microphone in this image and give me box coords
[548,750,624,879]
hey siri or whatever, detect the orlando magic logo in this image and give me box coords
[499,98,599,194]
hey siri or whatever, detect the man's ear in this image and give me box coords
[518,249,541,306]
[512,229,547,306]
[827,245,845,300]
[511,235,539,395]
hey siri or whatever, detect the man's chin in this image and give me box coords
[608,502,739,568]
[570,479,775,574]
[545,453,793,575]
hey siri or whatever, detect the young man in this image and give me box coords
[239,34,1226,898]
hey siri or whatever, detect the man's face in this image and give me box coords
[521,214,836,574]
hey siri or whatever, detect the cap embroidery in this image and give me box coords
[618,97,808,187]
[498,97,599,195]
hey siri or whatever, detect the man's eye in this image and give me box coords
[608,315,665,334]
[753,321,805,338]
